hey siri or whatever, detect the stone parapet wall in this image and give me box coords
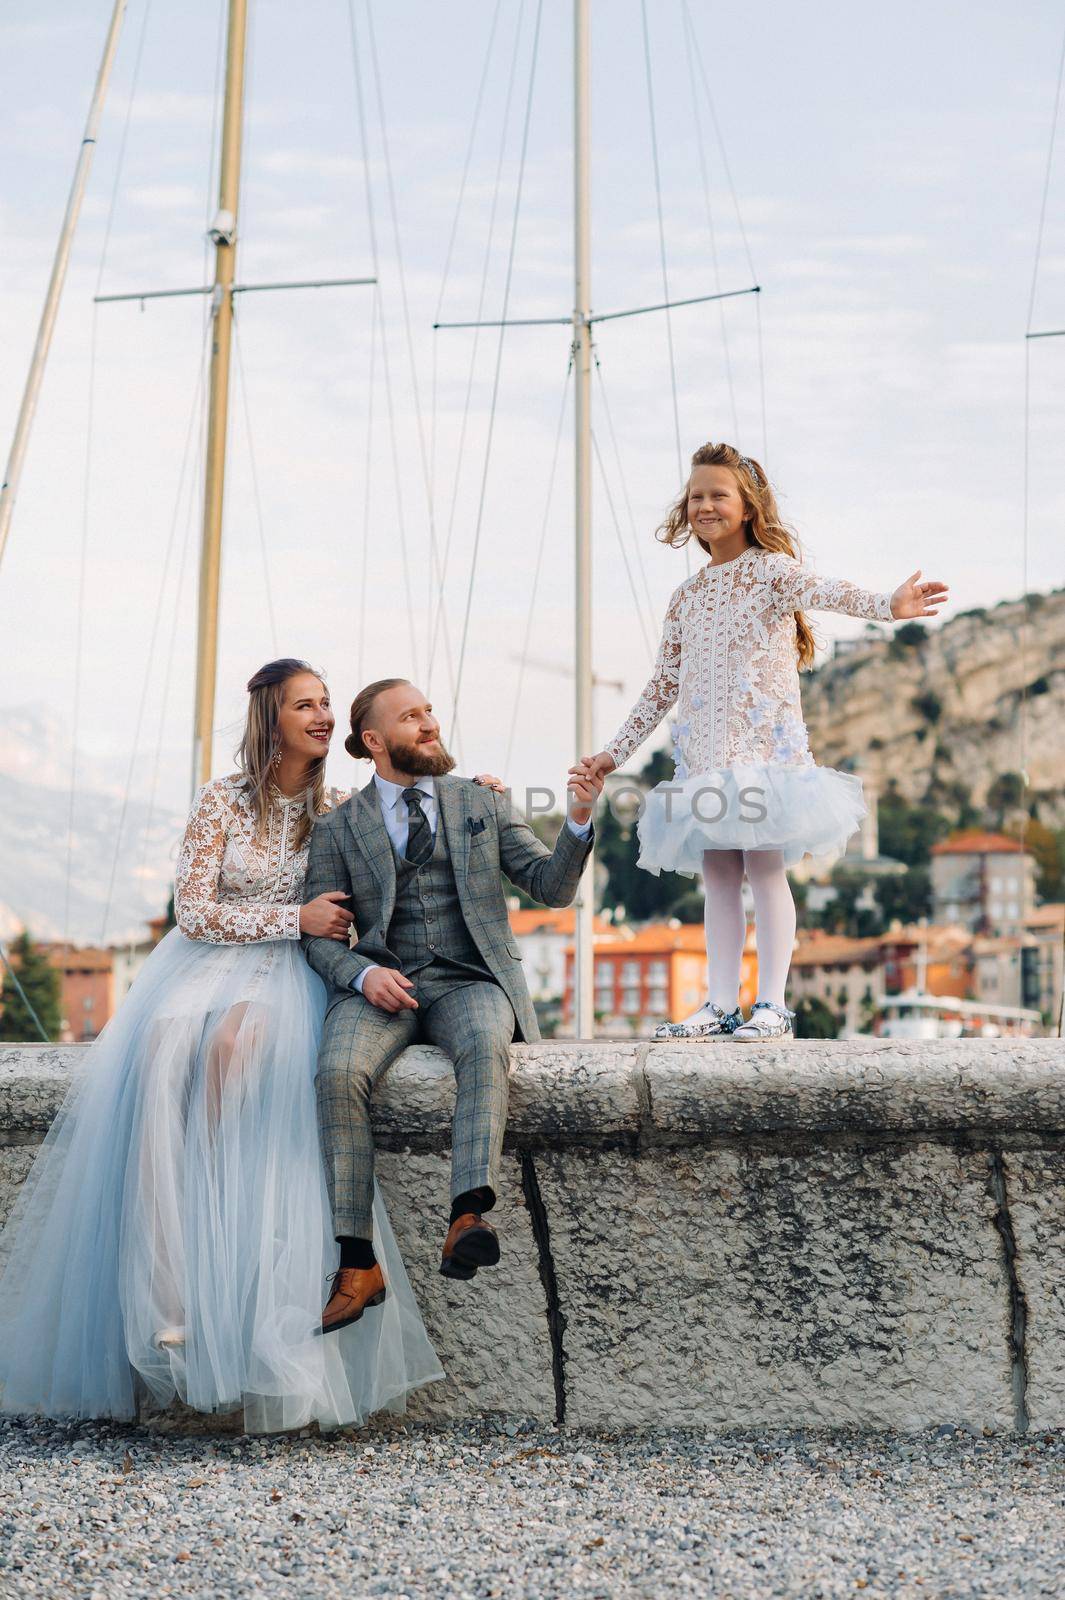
[2,1039,1063,1432]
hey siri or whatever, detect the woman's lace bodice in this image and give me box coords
[175,775,345,945]
[606,546,894,776]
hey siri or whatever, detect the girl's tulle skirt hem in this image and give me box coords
[635,762,867,875]
[0,929,443,1434]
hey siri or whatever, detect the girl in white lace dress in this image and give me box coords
[0,660,444,1431]
[577,443,947,1041]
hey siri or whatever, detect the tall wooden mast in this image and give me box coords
[191,0,249,792]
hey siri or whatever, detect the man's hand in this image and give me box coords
[362,967,418,1012]
[567,760,606,827]
[299,891,354,941]
[570,750,616,784]
[890,570,949,620]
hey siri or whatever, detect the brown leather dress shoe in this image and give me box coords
[317,1263,386,1336]
[440,1212,501,1281]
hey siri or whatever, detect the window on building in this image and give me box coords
[648,960,668,984]
[621,962,640,984]
[622,988,640,1013]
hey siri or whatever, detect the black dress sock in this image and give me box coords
[450,1186,494,1225]
[337,1235,377,1271]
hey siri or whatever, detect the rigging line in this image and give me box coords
[1025,17,1065,333]
[754,286,768,461]
[357,286,378,687]
[680,1,738,442]
[639,0,684,489]
[452,0,545,723]
[232,313,279,652]
[346,3,420,680]
[0,942,50,1044]
[428,0,529,685]
[429,0,504,490]
[1019,20,1065,1027]
[681,0,758,285]
[592,352,658,637]
[133,337,211,914]
[99,327,214,943]
[363,1,459,680]
[64,0,155,942]
[591,428,654,657]
[504,359,573,775]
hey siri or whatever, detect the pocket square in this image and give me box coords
[467,816,488,835]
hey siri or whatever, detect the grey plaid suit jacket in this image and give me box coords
[301,774,593,1042]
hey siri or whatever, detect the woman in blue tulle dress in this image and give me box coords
[0,660,445,1432]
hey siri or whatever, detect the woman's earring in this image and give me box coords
[271,745,281,771]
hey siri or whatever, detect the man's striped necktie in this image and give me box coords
[402,787,434,867]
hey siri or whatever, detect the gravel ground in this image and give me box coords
[1,1414,1062,1599]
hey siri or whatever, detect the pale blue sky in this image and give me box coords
[1,0,1064,846]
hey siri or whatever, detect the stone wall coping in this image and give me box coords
[2,1038,1063,1147]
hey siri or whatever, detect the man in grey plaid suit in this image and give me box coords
[302,678,602,1335]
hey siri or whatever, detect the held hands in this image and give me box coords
[567,753,612,825]
[299,891,354,941]
[362,967,418,1012]
[890,570,949,620]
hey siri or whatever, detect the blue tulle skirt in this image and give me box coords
[0,929,442,1433]
[635,762,867,874]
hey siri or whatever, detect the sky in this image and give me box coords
[1,0,1064,862]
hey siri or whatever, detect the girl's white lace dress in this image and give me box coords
[0,777,442,1432]
[605,545,894,872]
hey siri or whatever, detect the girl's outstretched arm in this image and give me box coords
[587,582,685,774]
[764,552,896,622]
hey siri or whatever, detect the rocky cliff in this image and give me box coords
[801,589,1065,824]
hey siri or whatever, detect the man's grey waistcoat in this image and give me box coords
[301,774,594,1042]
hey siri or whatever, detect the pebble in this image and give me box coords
[0,1414,1063,1597]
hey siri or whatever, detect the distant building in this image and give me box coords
[973,904,1064,1022]
[42,914,170,1043]
[787,932,883,1035]
[561,923,757,1036]
[509,906,613,1005]
[930,831,1035,934]
[45,944,115,1043]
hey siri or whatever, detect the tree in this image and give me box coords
[986,772,1025,828]
[0,931,62,1043]
[875,866,932,926]
[792,996,840,1038]
[878,785,951,867]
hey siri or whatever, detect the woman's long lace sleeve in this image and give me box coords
[765,553,894,622]
[175,782,302,944]
[605,585,683,768]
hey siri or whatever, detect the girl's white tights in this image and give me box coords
[701,848,796,1011]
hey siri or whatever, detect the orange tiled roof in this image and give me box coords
[791,934,881,968]
[931,830,1027,857]
[509,907,612,937]
[43,945,114,971]
[563,923,736,957]
[1026,904,1065,928]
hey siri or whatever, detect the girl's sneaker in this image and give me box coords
[653,1003,743,1041]
[732,1001,796,1042]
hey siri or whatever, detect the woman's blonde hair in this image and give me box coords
[657,441,817,669]
[235,658,328,848]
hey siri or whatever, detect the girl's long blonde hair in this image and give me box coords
[235,658,328,848]
[657,441,817,669]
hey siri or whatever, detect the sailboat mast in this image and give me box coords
[0,0,128,572]
[191,0,249,793]
[573,0,595,1037]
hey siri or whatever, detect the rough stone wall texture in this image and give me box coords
[1,1039,1063,1431]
